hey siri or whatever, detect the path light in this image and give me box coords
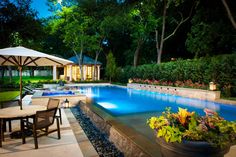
[64,98,70,108]
[209,82,216,91]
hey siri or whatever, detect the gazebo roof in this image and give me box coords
[68,55,102,65]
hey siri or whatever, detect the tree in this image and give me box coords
[221,0,236,30]
[88,34,103,81]
[0,0,44,49]
[155,0,195,64]
[105,51,117,82]
[186,1,236,57]
[129,2,157,67]
[53,6,92,81]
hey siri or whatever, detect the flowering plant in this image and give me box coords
[132,78,208,89]
[147,107,236,148]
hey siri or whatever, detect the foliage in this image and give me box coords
[105,51,117,82]
[117,54,236,96]
[73,80,108,84]
[128,1,157,66]
[186,21,214,57]
[9,32,23,46]
[186,3,236,57]
[147,107,236,148]
[132,78,208,90]
[0,76,53,89]
[0,0,45,49]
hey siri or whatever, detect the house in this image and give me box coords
[60,55,102,81]
[0,54,101,82]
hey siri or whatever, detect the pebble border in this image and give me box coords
[71,106,124,157]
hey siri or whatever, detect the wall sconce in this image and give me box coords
[64,98,70,108]
[209,82,216,91]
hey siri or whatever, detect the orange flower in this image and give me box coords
[177,108,195,125]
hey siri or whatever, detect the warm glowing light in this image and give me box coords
[98,102,117,109]
[58,0,62,5]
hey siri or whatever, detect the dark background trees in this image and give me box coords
[1,0,235,67]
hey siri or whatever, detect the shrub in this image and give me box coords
[117,54,236,96]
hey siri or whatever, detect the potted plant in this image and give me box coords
[147,107,236,157]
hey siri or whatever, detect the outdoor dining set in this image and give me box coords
[0,98,62,149]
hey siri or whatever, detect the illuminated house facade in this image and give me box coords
[56,55,102,81]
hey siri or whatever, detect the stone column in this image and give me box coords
[83,65,87,80]
[74,66,77,81]
[53,65,57,80]
[63,66,67,80]
[69,65,72,81]
[98,66,100,80]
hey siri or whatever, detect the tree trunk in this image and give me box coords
[156,0,194,64]
[221,0,236,29]
[30,67,35,77]
[79,40,84,81]
[133,40,143,67]
[93,51,100,81]
[157,0,167,64]
[79,53,84,81]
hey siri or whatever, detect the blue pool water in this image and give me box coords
[42,91,75,96]
[79,86,236,121]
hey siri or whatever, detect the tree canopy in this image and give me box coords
[1,0,235,68]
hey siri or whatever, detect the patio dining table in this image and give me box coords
[0,105,46,147]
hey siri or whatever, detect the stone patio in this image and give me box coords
[0,95,98,157]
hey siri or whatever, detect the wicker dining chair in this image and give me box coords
[21,107,61,149]
[47,98,62,125]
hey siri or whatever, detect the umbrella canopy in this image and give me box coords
[0,46,72,109]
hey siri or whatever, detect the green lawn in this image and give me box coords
[0,91,20,102]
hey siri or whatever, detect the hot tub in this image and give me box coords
[42,91,75,96]
[31,90,86,107]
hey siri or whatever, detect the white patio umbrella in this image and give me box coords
[0,46,72,109]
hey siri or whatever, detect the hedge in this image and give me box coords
[117,54,236,97]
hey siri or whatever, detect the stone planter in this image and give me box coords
[156,137,230,157]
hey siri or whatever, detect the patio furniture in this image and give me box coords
[23,86,35,95]
[0,99,20,132]
[47,98,62,125]
[0,105,46,147]
[21,107,61,149]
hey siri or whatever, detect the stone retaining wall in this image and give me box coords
[80,103,152,157]
[128,83,220,101]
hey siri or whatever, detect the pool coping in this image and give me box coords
[80,99,162,157]
[64,108,99,157]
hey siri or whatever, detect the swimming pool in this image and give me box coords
[42,91,75,96]
[80,86,236,121]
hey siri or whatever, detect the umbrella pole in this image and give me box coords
[19,67,23,110]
